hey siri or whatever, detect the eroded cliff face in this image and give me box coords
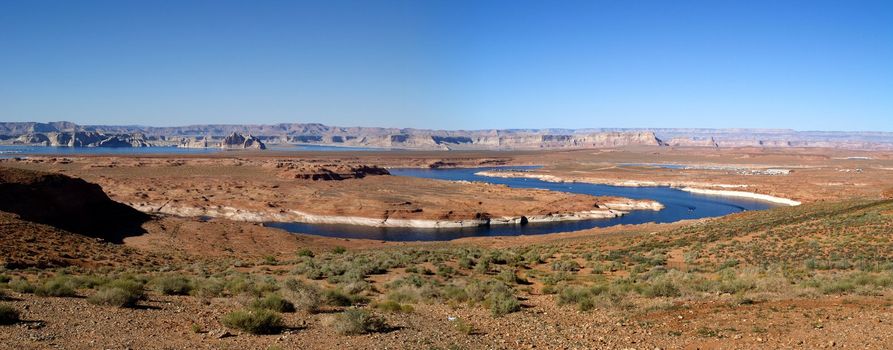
[14,131,154,147]
[4,121,893,150]
[667,137,719,148]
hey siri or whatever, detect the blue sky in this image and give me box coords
[1,0,891,131]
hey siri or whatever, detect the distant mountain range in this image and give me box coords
[1,121,892,150]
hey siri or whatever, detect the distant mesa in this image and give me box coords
[1,121,892,150]
[14,131,152,148]
[666,136,719,148]
[221,132,266,150]
[179,132,266,150]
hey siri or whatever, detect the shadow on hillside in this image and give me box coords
[0,167,150,243]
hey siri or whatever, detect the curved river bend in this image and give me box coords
[267,167,777,241]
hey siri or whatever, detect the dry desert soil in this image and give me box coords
[2,146,893,349]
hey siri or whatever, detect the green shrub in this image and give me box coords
[283,279,322,313]
[250,294,295,313]
[373,300,413,313]
[152,275,193,295]
[191,277,226,298]
[331,309,387,335]
[332,246,347,254]
[641,280,681,298]
[452,317,474,335]
[225,275,279,297]
[35,277,77,297]
[497,269,527,285]
[487,287,520,317]
[386,287,419,304]
[0,304,20,325]
[8,279,35,294]
[296,248,315,258]
[221,309,283,334]
[323,289,367,307]
[106,279,145,298]
[88,287,142,308]
[458,256,475,269]
[551,259,581,272]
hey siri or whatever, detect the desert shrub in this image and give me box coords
[551,259,581,272]
[35,276,77,297]
[640,280,681,298]
[152,275,193,295]
[373,300,413,313]
[452,317,474,335]
[473,258,491,274]
[8,279,35,294]
[436,265,456,278]
[250,294,295,313]
[88,287,142,308]
[541,271,572,286]
[283,279,322,313]
[807,272,893,294]
[331,309,387,335]
[221,309,282,334]
[386,287,419,304]
[191,277,226,298]
[323,289,366,307]
[0,275,11,284]
[487,289,521,317]
[296,248,315,258]
[557,281,633,311]
[225,274,279,297]
[496,269,527,285]
[0,304,20,325]
[458,256,475,269]
[332,246,347,254]
[70,274,110,289]
[557,286,591,310]
[106,278,145,297]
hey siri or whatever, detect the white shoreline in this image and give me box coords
[474,171,801,206]
[678,188,801,206]
[129,200,662,228]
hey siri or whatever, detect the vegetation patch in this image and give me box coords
[331,309,388,335]
[221,309,283,334]
[0,304,20,325]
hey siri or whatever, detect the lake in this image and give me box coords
[266,166,777,241]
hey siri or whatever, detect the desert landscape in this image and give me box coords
[2,144,893,349]
[3,1,892,349]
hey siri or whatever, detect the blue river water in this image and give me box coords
[266,167,777,241]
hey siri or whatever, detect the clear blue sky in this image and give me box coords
[1,0,891,131]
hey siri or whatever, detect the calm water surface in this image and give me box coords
[267,167,776,241]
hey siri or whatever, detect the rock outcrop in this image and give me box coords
[14,131,153,147]
[272,162,390,180]
[0,167,150,242]
[220,132,266,150]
